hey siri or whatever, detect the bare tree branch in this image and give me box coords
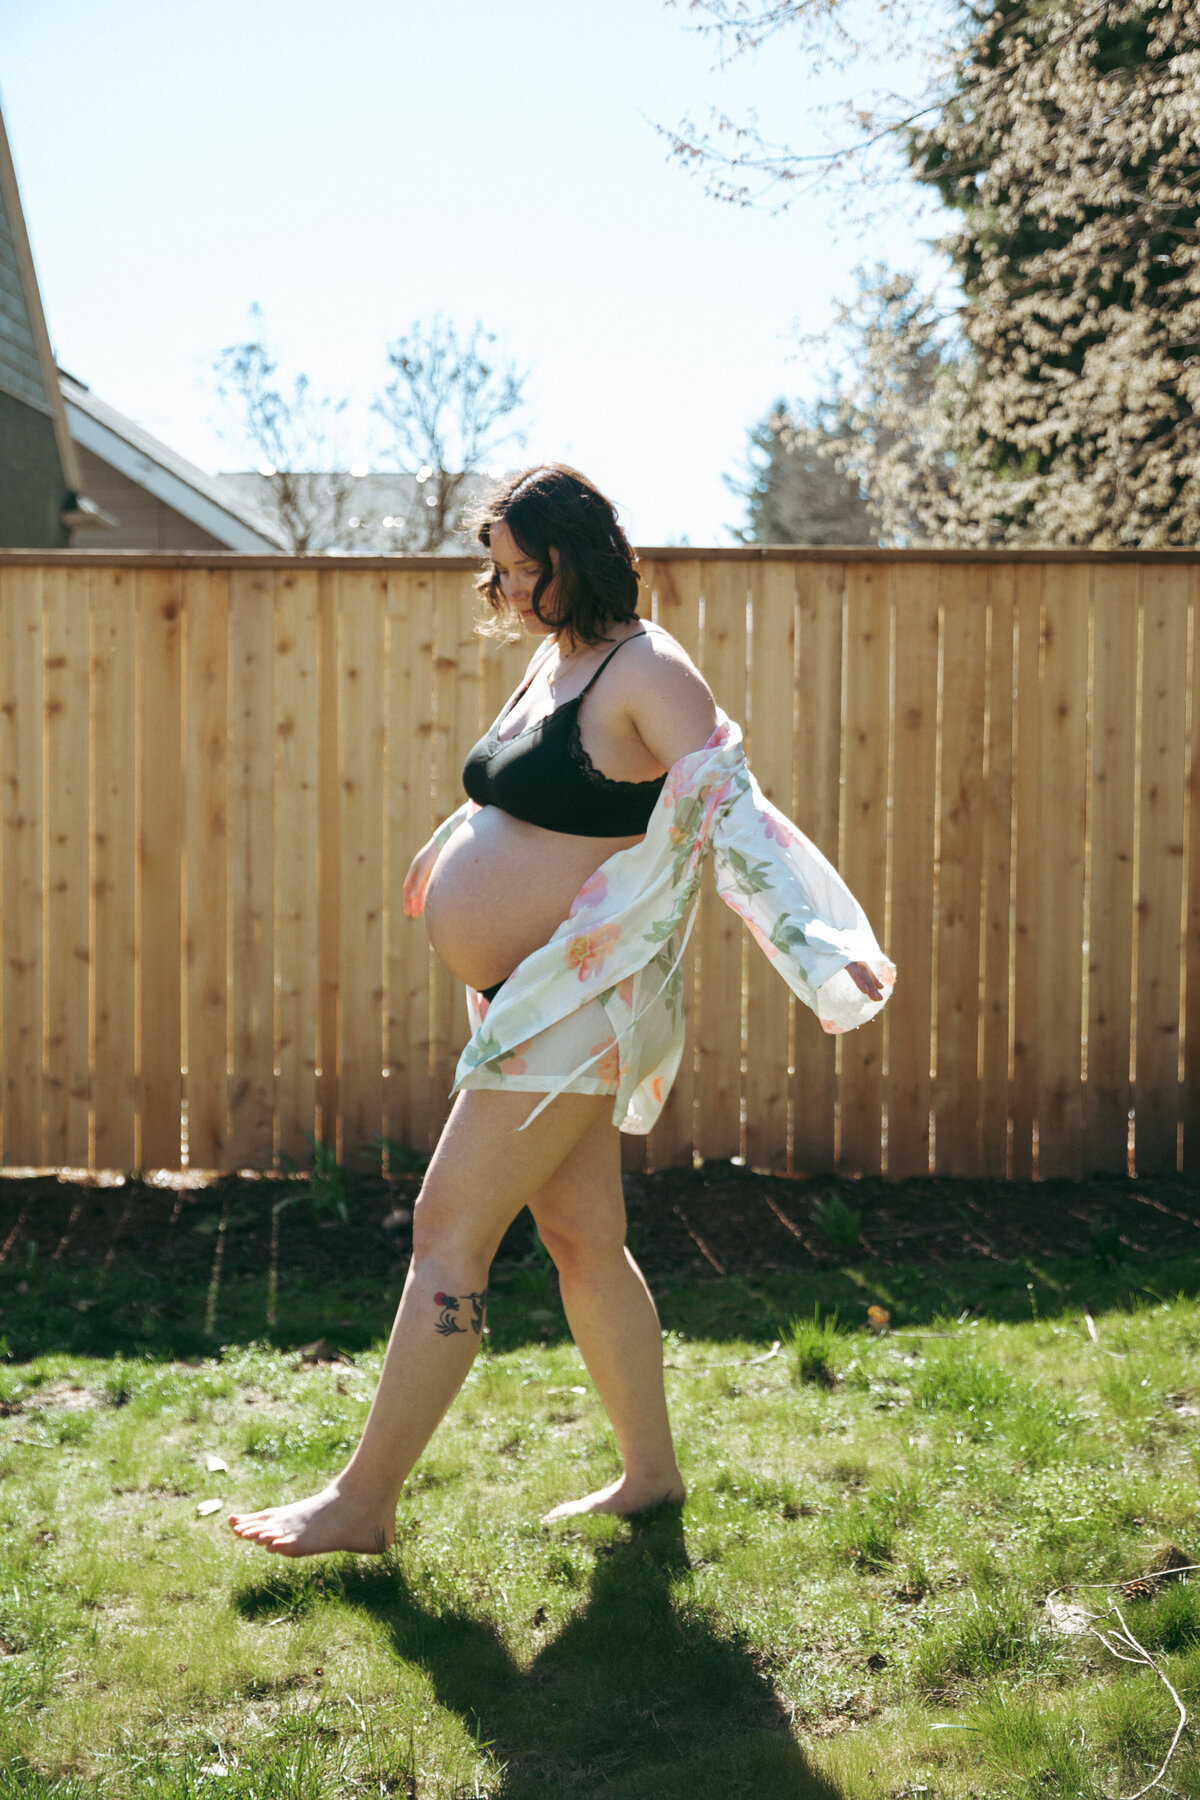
[372,316,528,553]
[213,306,363,553]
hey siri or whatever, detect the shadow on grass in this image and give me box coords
[2,1174,1198,1364]
[235,1508,839,1800]
[3,1251,1199,1367]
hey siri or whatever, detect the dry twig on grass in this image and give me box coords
[1047,1578,1194,1800]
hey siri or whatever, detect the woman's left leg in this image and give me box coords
[529,1107,685,1520]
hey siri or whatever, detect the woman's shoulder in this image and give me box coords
[617,621,702,677]
[616,623,719,760]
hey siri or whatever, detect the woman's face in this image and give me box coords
[490,520,560,634]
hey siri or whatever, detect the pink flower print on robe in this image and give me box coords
[589,1039,621,1085]
[698,774,735,843]
[564,923,621,983]
[722,892,780,962]
[568,869,610,918]
[760,805,800,850]
[500,1042,531,1075]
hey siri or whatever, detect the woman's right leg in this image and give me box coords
[229,1085,611,1558]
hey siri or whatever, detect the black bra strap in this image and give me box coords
[580,630,646,694]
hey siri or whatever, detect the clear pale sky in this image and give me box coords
[0,0,940,544]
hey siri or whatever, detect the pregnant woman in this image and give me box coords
[230,464,892,1558]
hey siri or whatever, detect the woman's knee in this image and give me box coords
[537,1216,625,1278]
[411,1176,496,1270]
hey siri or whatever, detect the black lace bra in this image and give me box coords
[461,633,667,837]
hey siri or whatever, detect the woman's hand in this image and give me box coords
[402,839,441,918]
[845,960,885,1002]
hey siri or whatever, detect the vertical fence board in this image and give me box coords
[316,571,340,1149]
[227,571,276,1168]
[429,571,479,1129]
[934,564,988,1177]
[791,562,842,1172]
[1034,565,1090,1179]
[137,569,184,1167]
[1010,565,1044,1177]
[386,569,435,1154]
[838,563,890,1174]
[1134,565,1189,1174]
[1,567,43,1164]
[978,568,1021,1173]
[1088,566,1138,1173]
[275,571,320,1164]
[338,572,386,1158]
[981,566,1016,1176]
[744,561,796,1169]
[648,560,702,1169]
[43,568,90,1165]
[184,570,229,1168]
[91,569,137,1168]
[696,560,747,1163]
[886,565,939,1178]
[1184,568,1200,1174]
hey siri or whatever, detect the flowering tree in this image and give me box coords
[676,1,1200,545]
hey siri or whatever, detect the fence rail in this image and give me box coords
[1,548,1197,1180]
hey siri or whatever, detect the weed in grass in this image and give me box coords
[912,1347,1014,1440]
[810,1190,862,1253]
[0,1763,91,1799]
[1094,1673,1181,1776]
[914,1588,1061,1693]
[100,1357,137,1409]
[895,1553,934,1602]
[974,1691,1101,1800]
[367,1134,430,1178]
[40,1411,93,1448]
[1089,1214,1126,1268]
[827,1499,895,1570]
[785,1307,843,1387]
[1127,1577,1200,1654]
[275,1136,352,1225]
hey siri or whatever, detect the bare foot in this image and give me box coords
[228,1483,394,1558]
[541,1474,686,1524]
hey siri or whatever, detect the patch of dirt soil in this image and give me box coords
[0,1163,1196,1287]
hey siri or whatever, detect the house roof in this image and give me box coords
[0,92,85,501]
[61,374,288,552]
[218,469,486,553]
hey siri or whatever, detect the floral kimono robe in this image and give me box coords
[428,716,895,1134]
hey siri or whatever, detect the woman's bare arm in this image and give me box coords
[622,634,719,770]
[625,632,883,1002]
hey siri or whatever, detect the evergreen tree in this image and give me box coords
[729,401,877,545]
[900,0,1200,544]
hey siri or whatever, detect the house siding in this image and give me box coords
[0,388,68,546]
[0,174,50,413]
[69,443,229,551]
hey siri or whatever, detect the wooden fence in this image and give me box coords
[0,548,1198,1180]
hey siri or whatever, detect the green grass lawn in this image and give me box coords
[2,1234,1199,1798]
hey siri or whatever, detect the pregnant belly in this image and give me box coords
[423,807,641,992]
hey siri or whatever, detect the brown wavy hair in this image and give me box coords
[472,464,641,646]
